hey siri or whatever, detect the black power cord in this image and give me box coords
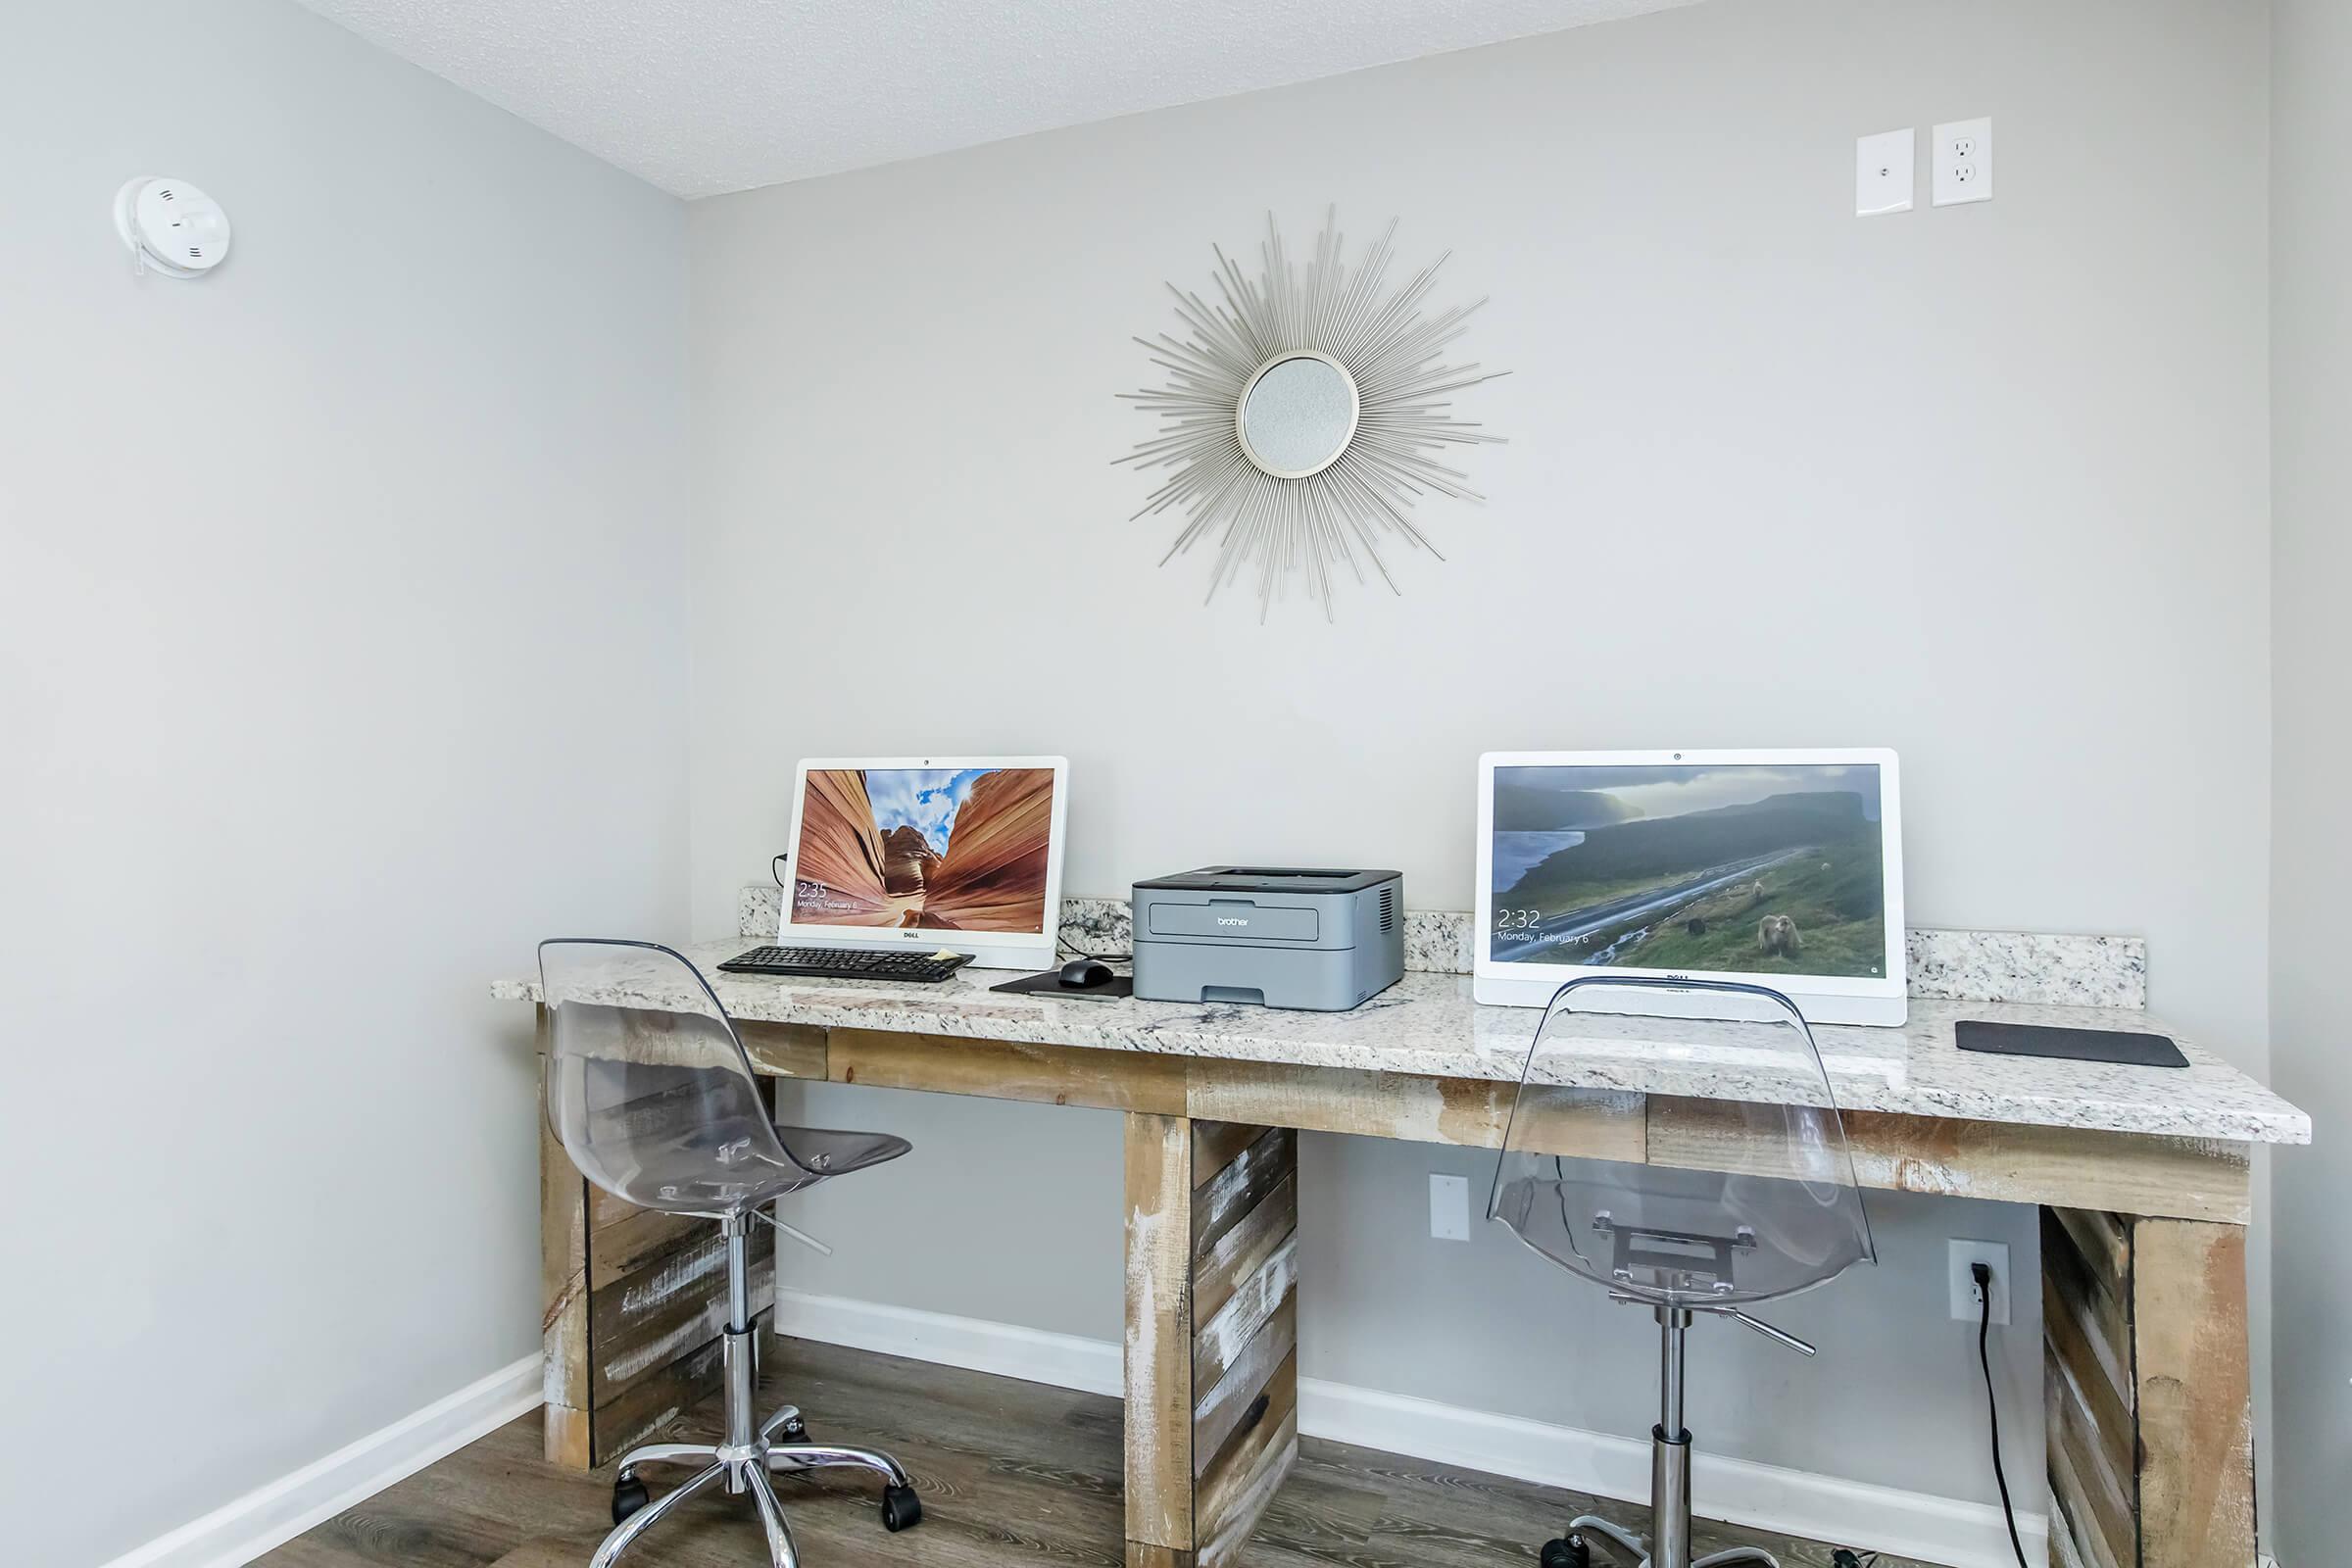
[1974,1260,2030,1568]
[1057,931,1133,964]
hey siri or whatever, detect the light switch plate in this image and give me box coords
[1856,127,1915,217]
[1934,117,1993,206]
[1429,1173,1471,1241]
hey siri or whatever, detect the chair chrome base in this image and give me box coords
[1553,1511,1780,1568]
[593,1403,919,1568]
[590,1219,920,1568]
[1552,1523,1768,1568]
[1541,1305,1797,1568]
[1551,1437,1781,1568]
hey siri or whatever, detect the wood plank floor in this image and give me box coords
[262,1338,1942,1568]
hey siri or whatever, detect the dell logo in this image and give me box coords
[1216,916,1250,927]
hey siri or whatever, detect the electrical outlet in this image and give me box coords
[1934,117,1993,206]
[1948,1239,2012,1324]
[1855,127,1915,217]
[1429,1174,1471,1241]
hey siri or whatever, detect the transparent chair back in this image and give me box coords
[540,939,813,1218]
[1488,976,1874,1309]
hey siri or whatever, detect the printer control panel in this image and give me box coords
[1146,901,1320,942]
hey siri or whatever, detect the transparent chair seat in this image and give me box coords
[540,939,909,1218]
[1489,976,1873,1309]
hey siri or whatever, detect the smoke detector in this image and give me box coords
[113,177,231,278]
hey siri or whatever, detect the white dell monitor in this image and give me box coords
[1475,749,1906,1026]
[778,756,1069,972]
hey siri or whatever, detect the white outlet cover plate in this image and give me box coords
[1429,1173,1471,1241]
[1934,117,1993,207]
[1856,127,1915,217]
[1947,1238,2012,1325]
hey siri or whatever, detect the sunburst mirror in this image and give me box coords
[1117,210,1507,619]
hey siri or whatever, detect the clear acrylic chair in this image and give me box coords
[1488,977,1875,1568]
[539,939,924,1568]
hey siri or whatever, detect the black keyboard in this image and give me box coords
[717,945,973,983]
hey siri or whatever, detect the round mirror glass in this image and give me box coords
[1238,354,1359,478]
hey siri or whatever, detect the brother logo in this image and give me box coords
[1216,916,1250,927]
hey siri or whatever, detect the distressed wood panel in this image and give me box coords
[589,1332,726,1466]
[1650,1101,2250,1222]
[1194,1232,1298,1394]
[736,1018,829,1079]
[1194,1301,1296,1477]
[1192,1120,1264,1182]
[2040,1212,2132,1461]
[1193,1173,1297,1326]
[1186,1120,1297,1561]
[1124,1111,1195,1555]
[2042,1211,2131,1381]
[2042,1204,2135,1568]
[836,1028,1187,1114]
[1187,1062,1518,1146]
[1192,1128,1294,1257]
[1184,1062,1646,1165]
[1125,1544,1196,1568]
[584,1200,710,1292]
[588,1225,772,1404]
[537,1029,593,1468]
[2046,1356,2132,1568]
[2054,1204,2131,1282]
[1197,1401,1298,1568]
[2132,1218,2258,1568]
[539,1401,592,1477]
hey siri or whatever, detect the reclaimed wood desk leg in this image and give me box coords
[2041,1207,2258,1568]
[540,1031,594,1468]
[1124,1112,1299,1568]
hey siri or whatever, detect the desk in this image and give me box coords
[497,943,2307,1568]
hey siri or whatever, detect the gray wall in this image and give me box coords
[2269,0,2349,1558]
[694,0,2274,1519]
[0,5,689,1563]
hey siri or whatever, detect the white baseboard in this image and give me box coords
[98,1353,541,1568]
[773,1289,2049,1568]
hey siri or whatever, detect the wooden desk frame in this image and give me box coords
[537,1013,2259,1568]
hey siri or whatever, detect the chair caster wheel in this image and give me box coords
[1541,1536,1590,1568]
[880,1483,923,1532]
[779,1417,809,1444]
[612,1474,650,1526]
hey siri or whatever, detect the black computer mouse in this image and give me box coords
[1058,957,1114,990]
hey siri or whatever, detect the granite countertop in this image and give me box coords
[494,939,2310,1146]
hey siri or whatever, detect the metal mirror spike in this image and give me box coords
[1116,209,1508,620]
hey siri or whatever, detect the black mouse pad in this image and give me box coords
[990,969,1134,1001]
[1955,1018,2187,1068]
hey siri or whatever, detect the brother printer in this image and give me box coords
[1129,867,1404,1011]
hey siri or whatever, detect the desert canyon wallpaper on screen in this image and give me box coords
[791,767,1055,932]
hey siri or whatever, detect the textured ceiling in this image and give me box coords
[294,0,1697,198]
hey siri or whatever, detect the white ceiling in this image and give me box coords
[294,0,1697,198]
